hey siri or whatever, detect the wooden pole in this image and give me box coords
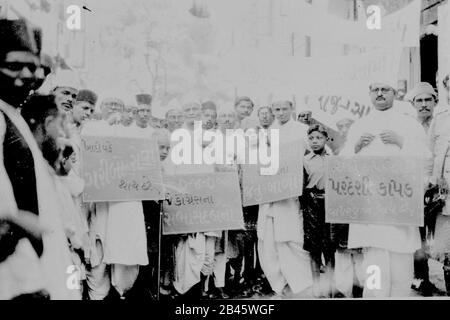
[157,200,163,301]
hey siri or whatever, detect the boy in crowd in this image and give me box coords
[302,124,335,298]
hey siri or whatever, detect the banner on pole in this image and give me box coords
[162,172,244,235]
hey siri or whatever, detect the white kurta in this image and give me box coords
[95,123,149,266]
[341,107,430,253]
[83,122,150,298]
[257,119,313,294]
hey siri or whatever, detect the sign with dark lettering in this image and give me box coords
[325,156,424,226]
[241,141,303,206]
[162,172,244,235]
[81,136,164,202]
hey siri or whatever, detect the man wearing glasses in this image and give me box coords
[341,80,431,297]
[47,69,80,113]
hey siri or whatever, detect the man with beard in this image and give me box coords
[341,80,431,297]
[20,95,65,170]
[0,18,50,300]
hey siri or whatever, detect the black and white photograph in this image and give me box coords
[1,0,450,310]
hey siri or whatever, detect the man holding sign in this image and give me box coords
[340,79,431,297]
[257,96,313,298]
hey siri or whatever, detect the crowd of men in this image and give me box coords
[2,18,450,300]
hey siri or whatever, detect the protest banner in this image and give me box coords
[162,172,244,235]
[325,156,424,226]
[81,135,164,202]
[242,140,303,206]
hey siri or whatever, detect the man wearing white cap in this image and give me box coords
[257,96,313,298]
[405,82,438,133]
[48,69,80,113]
[341,80,431,297]
[403,82,440,295]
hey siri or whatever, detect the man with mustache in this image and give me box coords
[407,82,438,133]
[341,79,431,298]
[48,69,80,113]
[403,82,440,296]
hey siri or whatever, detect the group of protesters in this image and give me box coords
[2,17,450,301]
